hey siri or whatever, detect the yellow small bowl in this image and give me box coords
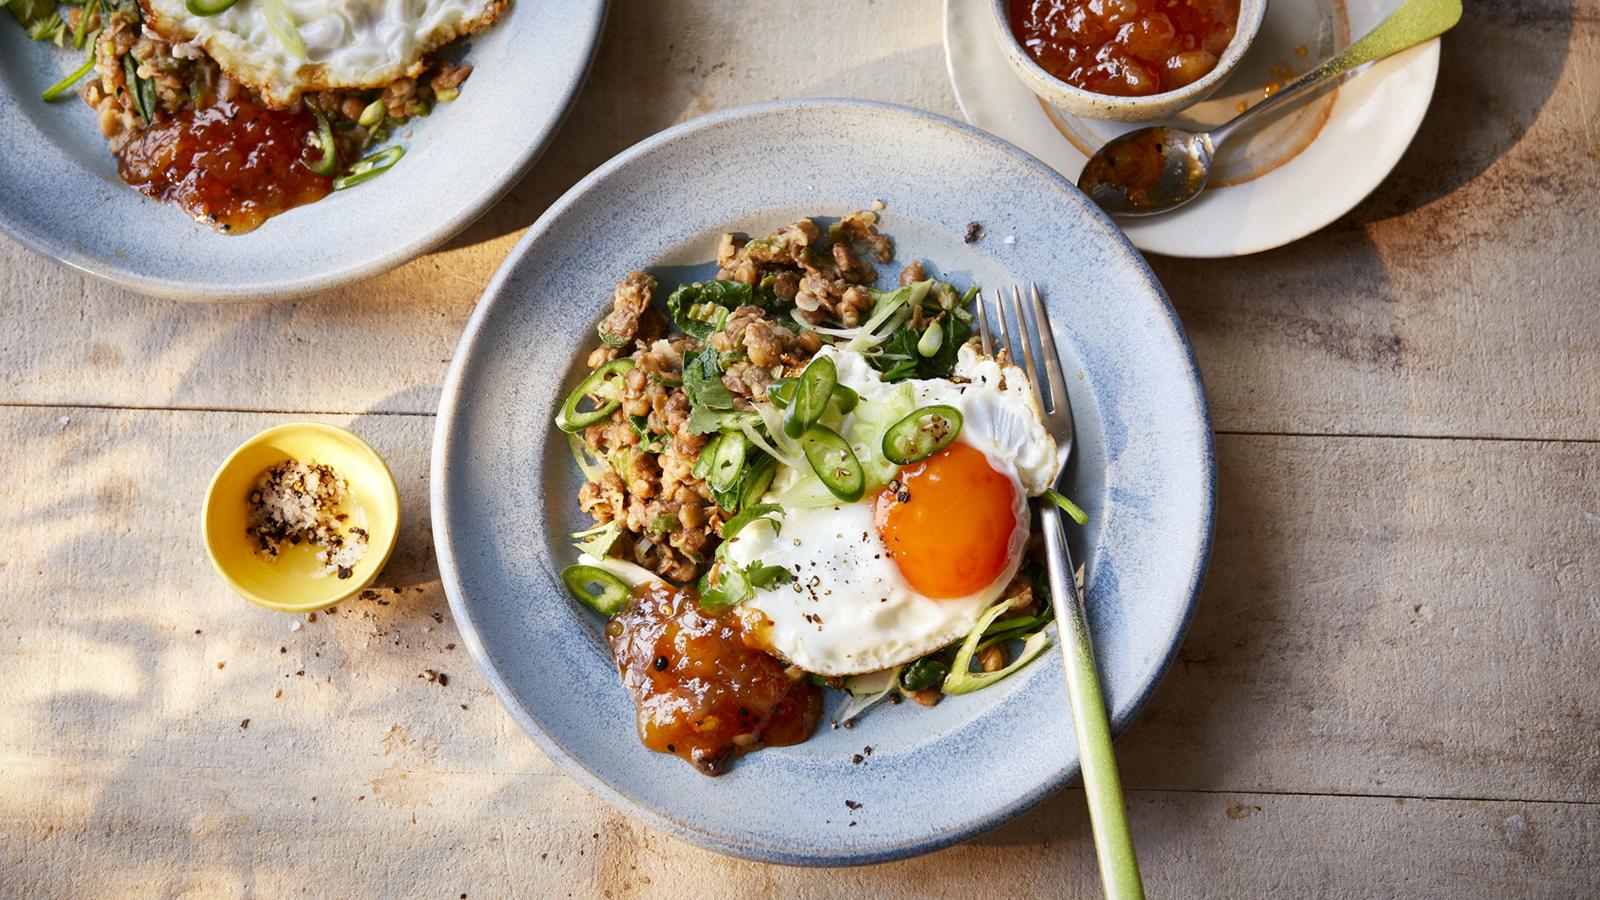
[202,423,400,613]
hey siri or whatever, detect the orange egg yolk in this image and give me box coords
[873,442,1020,599]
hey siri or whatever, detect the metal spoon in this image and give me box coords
[1079,0,1462,217]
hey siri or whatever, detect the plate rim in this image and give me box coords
[431,97,1216,865]
[0,0,609,302]
[941,0,1441,259]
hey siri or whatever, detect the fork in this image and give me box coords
[978,285,1145,900]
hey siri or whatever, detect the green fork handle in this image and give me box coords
[1041,505,1144,899]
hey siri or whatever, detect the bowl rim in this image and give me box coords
[988,0,1268,114]
[202,422,401,613]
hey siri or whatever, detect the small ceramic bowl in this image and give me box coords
[203,423,400,613]
[989,0,1268,122]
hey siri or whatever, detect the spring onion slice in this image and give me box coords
[943,598,1053,695]
[570,521,621,558]
[332,145,404,190]
[263,0,305,59]
[72,0,96,47]
[577,552,660,590]
[42,45,97,102]
[833,667,903,727]
[304,106,338,176]
[565,431,609,482]
[1044,489,1089,525]
[357,98,386,127]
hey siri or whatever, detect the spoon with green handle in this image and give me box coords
[1078,0,1462,216]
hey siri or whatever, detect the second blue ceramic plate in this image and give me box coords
[433,99,1214,865]
[0,1,606,300]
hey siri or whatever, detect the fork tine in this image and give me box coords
[976,286,995,356]
[1010,285,1048,416]
[992,288,1016,364]
[1030,283,1070,419]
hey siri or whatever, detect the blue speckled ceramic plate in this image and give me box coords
[432,100,1214,866]
[0,1,606,301]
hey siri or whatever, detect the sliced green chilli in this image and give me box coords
[772,377,855,415]
[561,564,631,617]
[830,384,859,415]
[706,430,746,492]
[556,358,635,432]
[766,378,796,409]
[185,0,239,14]
[882,404,963,465]
[739,453,777,508]
[692,433,721,479]
[304,106,338,176]
[783,355,837,438]
[332,145,403,190]
[801,424,864,502]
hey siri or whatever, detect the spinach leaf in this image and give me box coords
[667,280,784,339]
[873,312,972,381]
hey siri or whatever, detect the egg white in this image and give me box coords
[725,345,1056,676]
[144,0,506,107]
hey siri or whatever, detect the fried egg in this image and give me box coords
[144,0,507,107]
[724,345,1057,676]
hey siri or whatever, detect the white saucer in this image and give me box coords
[944,0,1441,258]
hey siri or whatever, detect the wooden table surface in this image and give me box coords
[3,0,1597,895]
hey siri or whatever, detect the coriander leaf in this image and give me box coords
[687,404,759,436]
[698,562,752,612]
[722,503,782,541]
[682,347,734,411]
[629,415,667,454]
[748,563,793,589]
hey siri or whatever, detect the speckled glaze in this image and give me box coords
[0,1,606,301]
[431,100,1215,866]
[989,0,1266,121]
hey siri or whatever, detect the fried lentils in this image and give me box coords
[576,213,894,582]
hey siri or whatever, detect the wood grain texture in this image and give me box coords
[4,766,1596,898]
[2,407,1597,893]
[2,0,1596,441]
[1,0,1599,893]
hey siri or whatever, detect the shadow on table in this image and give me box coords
[438,0,718,253]
[1343,0,1572,226]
